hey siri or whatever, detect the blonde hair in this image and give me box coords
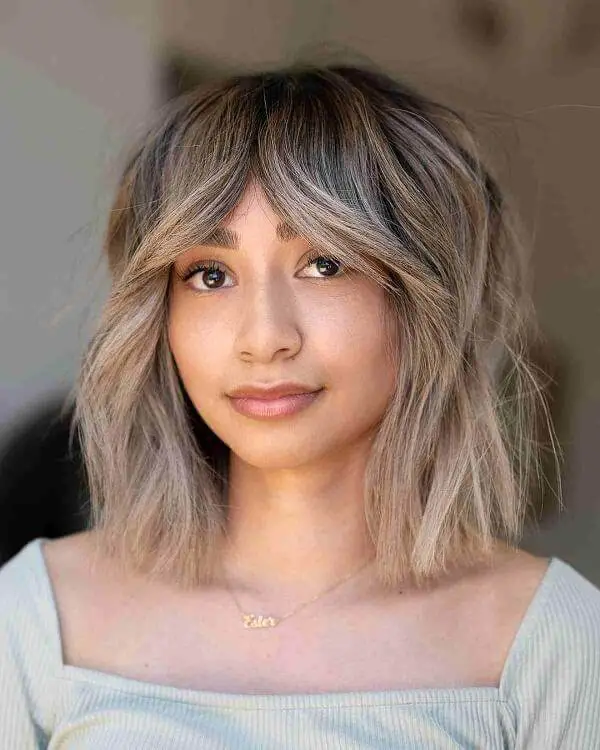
[74,61,556,589]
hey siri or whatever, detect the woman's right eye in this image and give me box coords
[182,261,234,292]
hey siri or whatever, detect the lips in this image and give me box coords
[227,383,322,400]
[227,388,323,418]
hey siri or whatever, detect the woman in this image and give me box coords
[1,62,599,749]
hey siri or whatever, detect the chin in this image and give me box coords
[226,434,332,471]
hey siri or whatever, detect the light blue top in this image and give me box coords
[1,538,600,749]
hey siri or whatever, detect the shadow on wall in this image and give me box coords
[0,398,88,565]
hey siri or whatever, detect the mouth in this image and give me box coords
[227,382,323,400]
[227,388,324,419]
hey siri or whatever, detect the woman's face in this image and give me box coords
[168,181,397,470]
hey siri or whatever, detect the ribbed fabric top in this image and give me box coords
[1,539,600,749]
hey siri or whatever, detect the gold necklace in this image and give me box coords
[223,558,375,629]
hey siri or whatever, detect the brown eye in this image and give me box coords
[200,267,227,289]
[303,254,344,278]
[182,261,234,291]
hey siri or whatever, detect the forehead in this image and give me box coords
[203,180,302,249]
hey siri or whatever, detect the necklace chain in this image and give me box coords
[223,558,375,629]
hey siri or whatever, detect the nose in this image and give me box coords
[235,273,302,364]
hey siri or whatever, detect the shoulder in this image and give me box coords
[0,537,53,632]
[501,554,600,682]
[42,531,156,671]
[41,531,110,663]
[499,553,600,747]
[0,531,108,663]
[434,545,554,688]
[0,531,129,677]
[0,538,63,740]
[41,529,100,590]
[546,556,600,640]
[541,555,600,655]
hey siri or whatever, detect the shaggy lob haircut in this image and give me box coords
[75,62,554,589]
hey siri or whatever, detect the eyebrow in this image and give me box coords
[200,221,299,249]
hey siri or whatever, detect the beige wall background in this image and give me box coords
[0,0,159,440]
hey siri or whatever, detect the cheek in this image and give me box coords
[167,299,227,399]
[347,324,396,410]
[325,288,396,379]
[315,293,397,430]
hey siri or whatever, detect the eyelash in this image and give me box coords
[179,250,345,290]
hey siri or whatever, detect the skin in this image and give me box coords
[168,179,397,604]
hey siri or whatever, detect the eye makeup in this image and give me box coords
[175,250,346,293]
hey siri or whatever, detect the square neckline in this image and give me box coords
[29,537,558,710]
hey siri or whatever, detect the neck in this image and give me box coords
[217,446,379,607]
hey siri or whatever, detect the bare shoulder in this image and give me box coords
[441,544,552,685]
[428,542,551,623]
[42,531,141,667]
[43,530,97,570]
[464,543,553,627]
[42,530,119,597]
[485,543,551,600]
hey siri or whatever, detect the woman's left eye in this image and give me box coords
[301,253,344,278]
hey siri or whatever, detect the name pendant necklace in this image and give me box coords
[223,558,375,629]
